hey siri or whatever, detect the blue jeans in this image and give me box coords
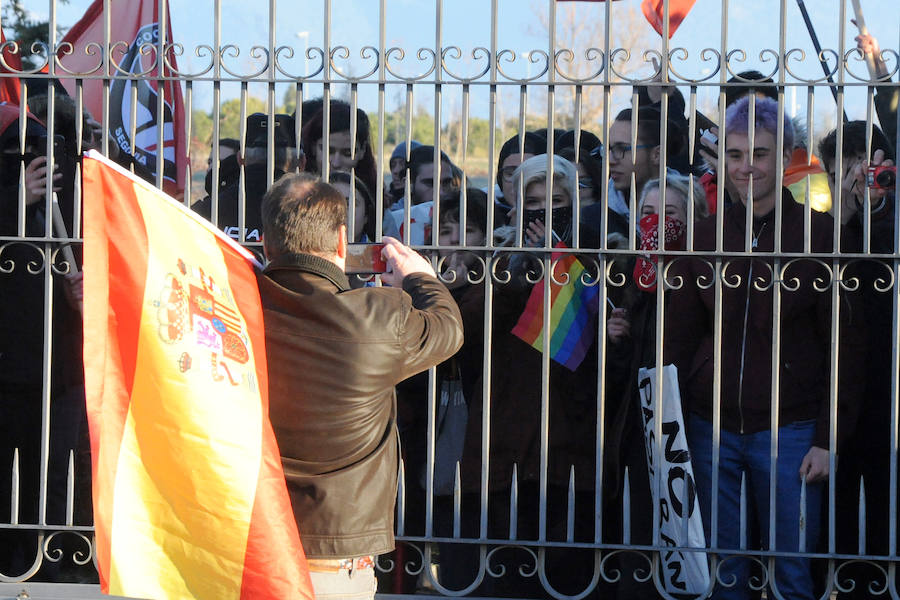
[687,414,823,600]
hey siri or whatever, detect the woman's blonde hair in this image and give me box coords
[639,173,709,222]
[509,153,578,207]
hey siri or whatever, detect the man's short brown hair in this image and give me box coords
[261,173,346,258]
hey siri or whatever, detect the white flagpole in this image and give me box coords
[850,0,879,80]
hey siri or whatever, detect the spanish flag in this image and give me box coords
[82,151,312,599]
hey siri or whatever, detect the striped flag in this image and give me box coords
[511,245,600,371]
[785,147,833,213]
[82,151,312,600]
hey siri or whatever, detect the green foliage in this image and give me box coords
[192,93,306,147]
[280,87,297,115]
[213,97,267,140]
[410,106,436,145]
[444,114,497,160]
[377,104,495,157]
[372,103,525,177]
[371,108,409,147]
[193,96,518,179]
[191,110,214,146]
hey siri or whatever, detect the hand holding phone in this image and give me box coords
[23,156,63,206]
[380,237,435,287]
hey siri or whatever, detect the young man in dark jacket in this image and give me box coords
[664,97,865,600]
[257,173,463,599]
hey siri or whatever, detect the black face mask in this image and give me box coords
[523,205,573,241]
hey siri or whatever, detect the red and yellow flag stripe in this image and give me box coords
[83,151,311,599]
[785,147,832,213]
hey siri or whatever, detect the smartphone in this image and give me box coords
[38,134,66,158]
[700,128,718,146]
[346,243,387,274]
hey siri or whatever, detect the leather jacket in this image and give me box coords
[259,253,463,559]
[664,192,866,448]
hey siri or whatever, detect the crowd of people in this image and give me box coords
[0,30,898,599]
[194,66,896,599]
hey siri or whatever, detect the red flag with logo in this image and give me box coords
[641,0,697,38]
[1,27,23,105]
[58,0,187,196]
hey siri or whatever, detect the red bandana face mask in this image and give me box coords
[633,213,687,292]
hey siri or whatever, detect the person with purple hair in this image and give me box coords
[663,96,866,599]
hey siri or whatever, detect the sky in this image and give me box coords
[28,0,900,134]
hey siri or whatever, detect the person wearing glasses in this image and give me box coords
[604,106,686,210]
[580,106,686,244]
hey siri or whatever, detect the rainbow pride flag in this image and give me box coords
[511,246,600,371]
[83,151,312,599]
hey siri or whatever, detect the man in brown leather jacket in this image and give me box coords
[257,173,463,598]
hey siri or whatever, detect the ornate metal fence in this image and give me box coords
[0,0,899,598]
